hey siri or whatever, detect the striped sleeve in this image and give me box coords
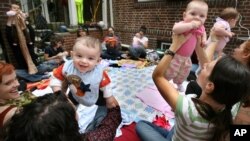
[232,102,241,119]
[173,95,214,141]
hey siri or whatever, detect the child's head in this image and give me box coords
[232,40,250,70]
[2,93,81,141]
[219,7,239,28]
[108,27,115,36]
[72,36,102,73]
[135,32,141,38]
[183,0,208,25]
[10,3,20,12]
[77,28,87,37]
[139,25,147,36]
[50,35,64,48]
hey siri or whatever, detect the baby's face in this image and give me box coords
[228,18,238,28]
[183,3,208,25]
[11,4,20,12]
[56,41,63,48]
[108,28,114,35]
[135,33,141,38]
[79,30,87,37]
[72,44,101,73]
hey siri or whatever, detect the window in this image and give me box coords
[20,0,110,29]
[67,0,108,28]
[137,0,163,2]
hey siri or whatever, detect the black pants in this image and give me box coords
[101,49,121,60]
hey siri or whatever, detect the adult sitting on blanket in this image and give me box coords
[15,35,68,82]
[101,26,122,60]
[50,36,121,139]
[0,62,35,129]
[1,93,121,141]
[43,35,68,70]
[77,27,88,38]
[128,25,148,60]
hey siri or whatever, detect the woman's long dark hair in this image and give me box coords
[2,92,81,141]
[193,55,250,141]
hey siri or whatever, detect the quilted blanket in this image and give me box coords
[107,66,164,122]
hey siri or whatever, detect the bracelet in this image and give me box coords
[164,49,175,57]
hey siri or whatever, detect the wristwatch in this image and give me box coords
[164,49,175,57]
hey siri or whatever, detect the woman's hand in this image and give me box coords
[57,51,68,58]
[196,35,209,65]
[210,28,220,42]
[169,33,191,52]
[106,96,119,108]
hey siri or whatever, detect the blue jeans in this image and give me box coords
[129,47,147,60]
[85,106,107,132]
[191,64,199,73]
[37,60,60,74]
[16,69,50,82]
[136,120,174,141]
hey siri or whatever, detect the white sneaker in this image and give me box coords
[177,84,185,92]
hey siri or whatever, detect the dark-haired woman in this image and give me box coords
[135,34,250,141]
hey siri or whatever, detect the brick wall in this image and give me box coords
[57,29,108,52]
[1,0,250,63]
[112,0,250,50]
[0,0,107,64]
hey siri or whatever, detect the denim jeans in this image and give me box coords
[129,47,147,60]
[37,60,60,74]
[136,120,174,141]
[191,64,199,73]
[101,49,121,60]
[85,106,107,132]
[16,69,50,82]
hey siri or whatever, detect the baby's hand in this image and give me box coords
[191,20,202,29]
[62,51,68,56]
[105,96,119,108]
[228,32,235,38]
[201,39,206,48]
[57,52,63,57]
[210,28,220,42]
[170,33,191,52]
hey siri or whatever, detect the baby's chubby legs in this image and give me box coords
[165,54,192,92]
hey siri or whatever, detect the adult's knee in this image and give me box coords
[135,120,151,134]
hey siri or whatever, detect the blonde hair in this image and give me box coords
[186,0,208,11]
[73,36,102,53]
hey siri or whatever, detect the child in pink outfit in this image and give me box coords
[165,0,208,92]
[132,32,142,48]
[206,7,239,60]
